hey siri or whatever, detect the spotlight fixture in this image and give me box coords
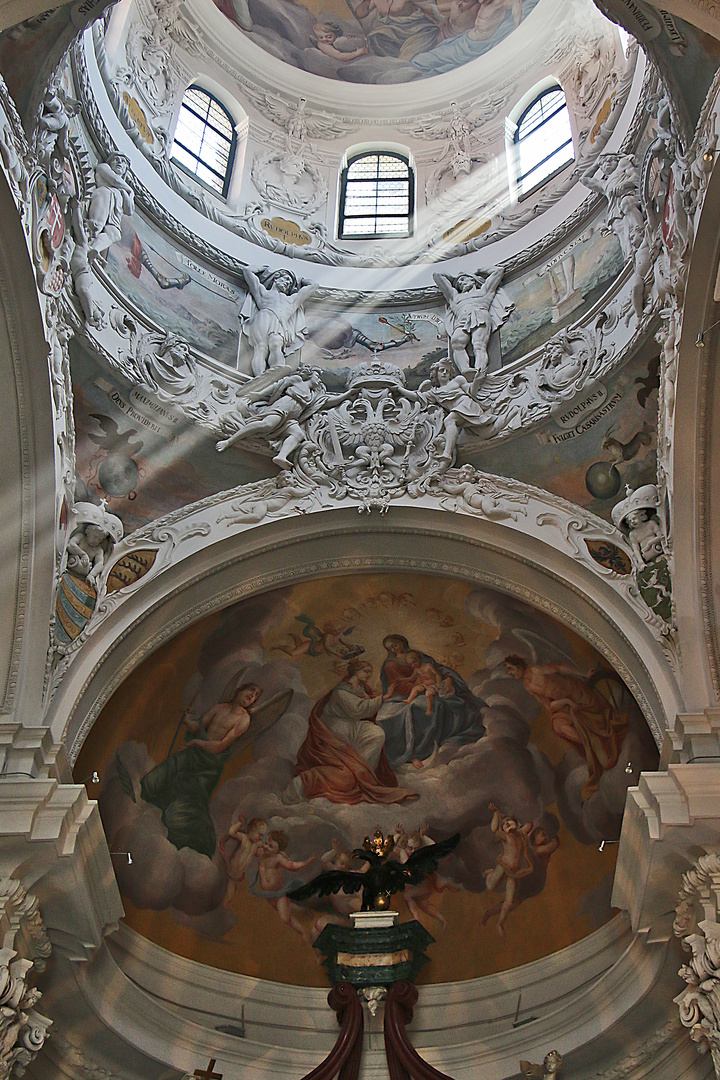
[110,851,133,865]
[695,317,720,348]
[625,762,633,774]
[599,840,619,853]
[80,770,100,785]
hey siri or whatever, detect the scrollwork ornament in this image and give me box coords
[250,149,328,217]
[673,853,720,1078]
[0,880,52,1080]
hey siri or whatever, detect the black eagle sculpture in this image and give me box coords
[287,829,460,912]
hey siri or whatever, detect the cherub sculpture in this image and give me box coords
[287,828,459,911]
[610,483,667,568]
[520,1050,563,1079]
[65,500,124,585]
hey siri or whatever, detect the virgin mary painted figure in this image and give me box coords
[376,634,486,768]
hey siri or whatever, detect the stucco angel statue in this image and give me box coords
[240,267,318,376]
[434,267,513,393]
[420,359,489,466]
[520,1050,563,1079]
[216,365,327,467]
[86,154,134,262]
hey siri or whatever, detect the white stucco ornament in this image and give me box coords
[251,149,328,217]
[239,267,318,376]
[674,853,720,1079]
[434,267,513,392]
[0,880,52,1080]
[65,500,124,585]
[611,484,667,568]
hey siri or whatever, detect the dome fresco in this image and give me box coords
[75,572,659,986]
[209,0,541,84]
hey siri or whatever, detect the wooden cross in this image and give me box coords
[194,1060,223,1080]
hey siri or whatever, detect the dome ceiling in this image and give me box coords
[75,571,659,986]
[207,0,542,84]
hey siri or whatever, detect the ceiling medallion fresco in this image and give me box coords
[209,0,541,83]
[76,573,659,985]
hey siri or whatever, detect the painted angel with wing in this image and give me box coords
[118,680,293,858]
[500,626,630,799]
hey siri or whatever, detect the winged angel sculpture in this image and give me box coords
[288,829,459,911]
[216,361,446,509]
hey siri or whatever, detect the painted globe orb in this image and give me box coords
[585,461,621,500]
[98,454,139,497]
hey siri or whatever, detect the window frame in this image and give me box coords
[170,85,237,200]
[338,150,414,241]
[513,87,574,201]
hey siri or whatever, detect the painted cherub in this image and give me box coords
[401,650,454,715]
[482,803,534,937]
[312,22,368,60]
[310,839,364,941]
[398,827,452,931]
[219,815,268,899]
[276,615,364,660]
[251,831,317,944]
[530,825,559,869]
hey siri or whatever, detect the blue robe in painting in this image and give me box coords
[377,651,485,768]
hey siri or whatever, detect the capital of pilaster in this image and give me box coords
[662,707,720,766]
[613,763,720,937]
[0,779,122,961]
[0,720,70,781]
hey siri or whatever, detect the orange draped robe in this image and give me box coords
[293,691,416,804]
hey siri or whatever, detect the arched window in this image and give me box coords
[171,86,236,197]
[338,151,413,239]
[513,87,574,198]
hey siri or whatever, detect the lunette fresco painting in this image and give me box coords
[76,573,659,985]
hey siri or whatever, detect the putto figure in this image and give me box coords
[433,267,513,391]
[65,500,124,585]
[240,267,318,376]
[611,483,668,567]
